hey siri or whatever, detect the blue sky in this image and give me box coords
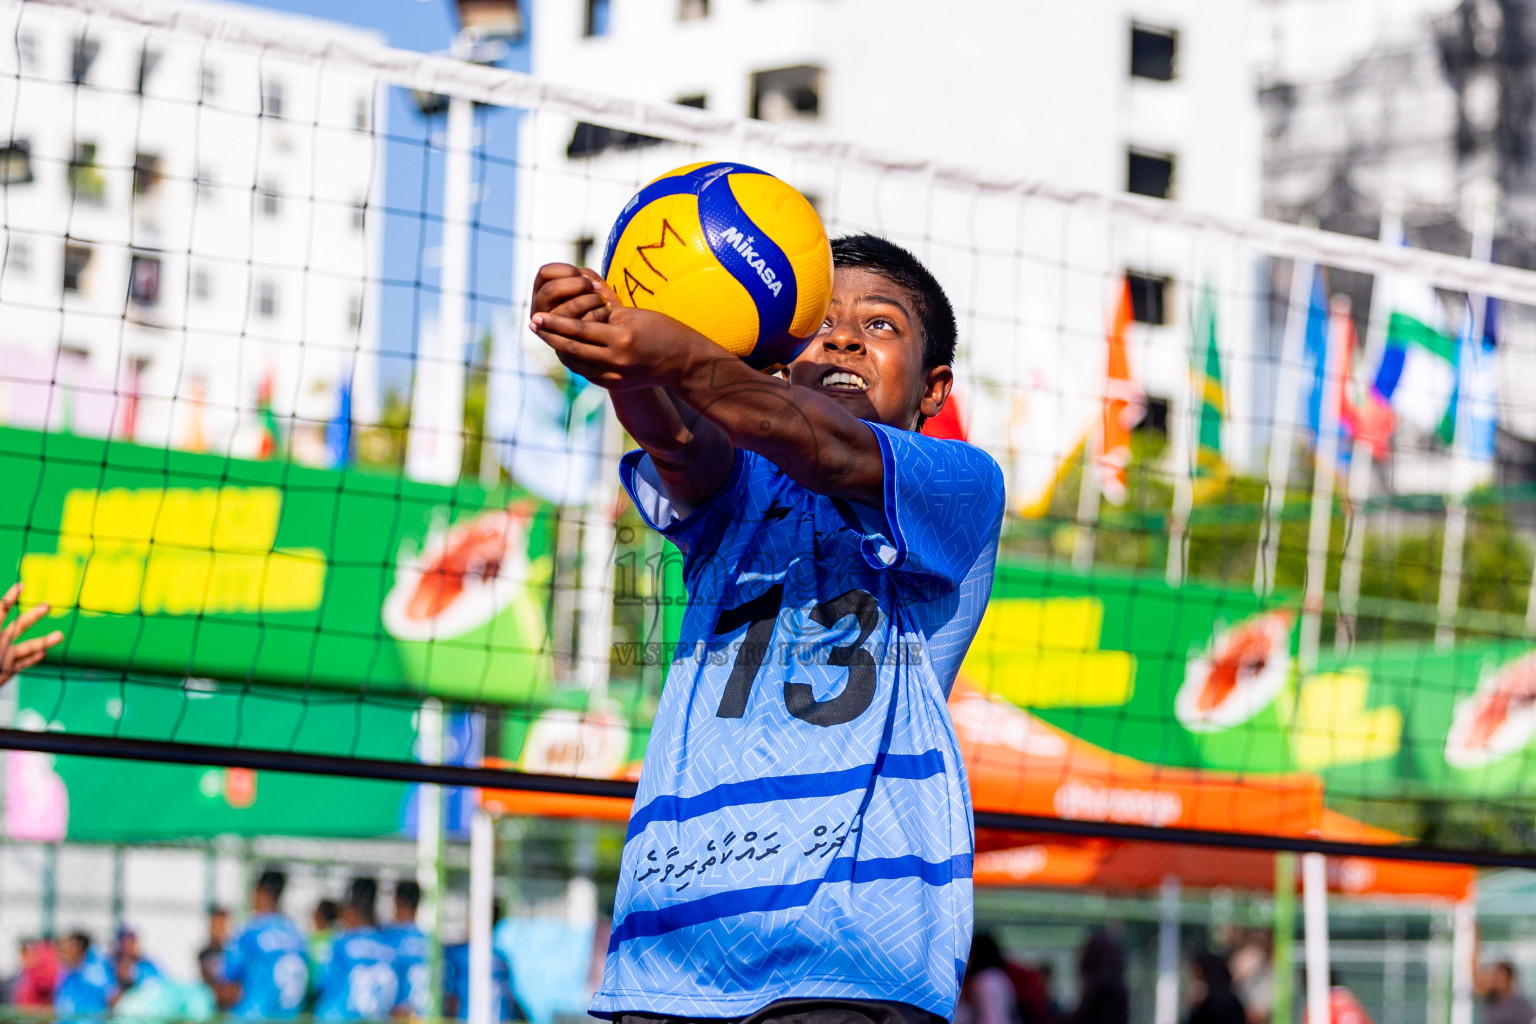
[232,0,533,400]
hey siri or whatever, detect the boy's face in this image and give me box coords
[788,266,952,431]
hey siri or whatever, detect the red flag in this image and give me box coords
[922,388,967,442]
[1096,280,1144,505]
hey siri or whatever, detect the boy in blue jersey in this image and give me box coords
[224,869,310,1021]
[316,877,398,1022]
[530,234,1004,1024]
[55,932,117,1022]
[377,880,429,1017]
[442,901,517,1022]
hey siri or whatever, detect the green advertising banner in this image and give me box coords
[0,426,555,704]
[7,673,415,842]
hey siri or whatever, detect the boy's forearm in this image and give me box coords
[610,387,734,513]
[669,343,884,506]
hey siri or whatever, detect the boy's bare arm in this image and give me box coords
[529,272,883,508]
[532,265,735,514]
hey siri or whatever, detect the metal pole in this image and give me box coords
[407,70,475,483]
[1451,895,1476,1024]
[1437,190,1496,649]
[1167,304,1196,588]
[1155,874,1182,1024]
[1302,852,1330,1024]
[416,698,445,1017]
[1257,250,1318,599]
[1336,206,1402,654]
[576,406,622,697]
[1272,852,1296,1024]
[468,808,495,1024]
[1299,297,1349,672]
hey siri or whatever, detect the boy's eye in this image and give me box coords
[868,317,894,331]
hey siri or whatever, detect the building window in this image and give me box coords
[255,278,278,318]
[63,244,92,293]
[191,265,212,300]
[1125,271,1170,325]
[262,78,284,118]
[1127,147,1175,198]
[1130,24,1178,82]
[71,36,100,85]
[258,183,281,217]
[129,254,161,305]
[136,47,161,95]
[680,0,709,20]
[132,153,162,195]
[7,236,30,275]
[573,236,596,267]
[17,32,36,70]
[68,142,105,204]
[751,65,823,122]
[347,295,362,329]
[567,123,664,159]
[584,0,611,37]
[0,141,32,185]
[677,94,707,109]
[200,62,218,102]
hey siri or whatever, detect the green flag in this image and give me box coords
[1192,285,1226,499]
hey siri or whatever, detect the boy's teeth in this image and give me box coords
[823,371,867,390]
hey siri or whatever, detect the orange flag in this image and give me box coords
[1096,280,1144,505]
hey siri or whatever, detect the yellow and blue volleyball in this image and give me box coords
[601,162,833,368]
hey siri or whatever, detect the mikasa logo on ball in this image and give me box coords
[718,225,783,296]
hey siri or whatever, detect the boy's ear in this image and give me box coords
[917,365,953,426]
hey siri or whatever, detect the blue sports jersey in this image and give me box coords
[223,913,310,1020]
[443,942,514,1021]
[55,951,117,1021]
[315,929,398,1022]
[377,923,429,1015]
[592,423,1004,1021]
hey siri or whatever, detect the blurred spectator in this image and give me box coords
[378,879,428,1017]
[443,901,518,1022]
[54,932,116,1022]
[1304,973,1374,1024]
[1183,951,1245,1024]
[113,927,162,988]
[315,877,397,1022]
[224,868,309,1021]
[307,898,341,1006]
[1038,963,1064,1022]
[11,936,60,1008]
[1061,930,1128,1024]
[1228,932,1274,1024]
[956,933,1017,1024]
[199,908,231,961]
[1483,962,1535,1024]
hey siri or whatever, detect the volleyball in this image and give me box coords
[600,161,833,368]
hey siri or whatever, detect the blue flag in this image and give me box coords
[326,381,352,469]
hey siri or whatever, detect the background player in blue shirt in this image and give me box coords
[377,879,429,1017]
[315,877,398,1022]
[54,931,116,1022]
[531,234,1005,1024]
[442,901,516,1022]
[223,869,310,1021]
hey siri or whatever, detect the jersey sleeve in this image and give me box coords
[221,933,248,984]
[619,448,761,575]
[861,423,1005,593]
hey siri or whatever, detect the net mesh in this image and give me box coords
[4,0,1536,862]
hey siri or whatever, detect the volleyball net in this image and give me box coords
[5,0,1536,866]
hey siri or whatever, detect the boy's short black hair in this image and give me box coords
[395,879,421,912]
[347,877,378,920]
[829,234,956,371]
[256,869,286,902]
[315,899,340,927]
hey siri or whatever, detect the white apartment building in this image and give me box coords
[513,0,1266,497]
[0,1,384,462]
